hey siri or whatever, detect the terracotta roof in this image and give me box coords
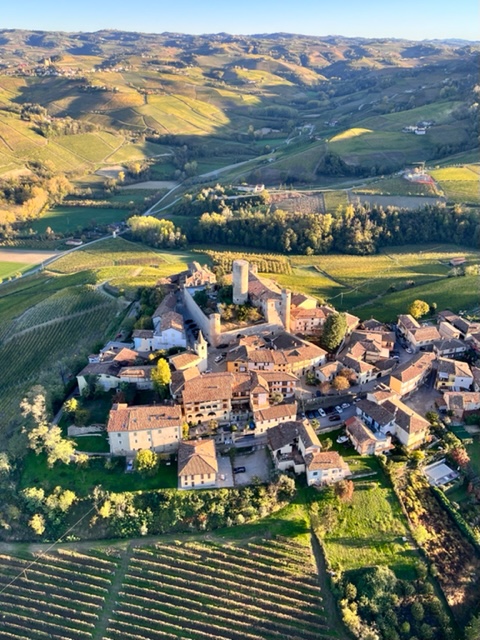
[346,416,379,446]
[169,351,201,371]
[341,355,375,374]
[107,404,182,433]
[78,361,119,377]
[159,311,184,333]
[153,292,176,319]
[255,371,298,384]
[390,352,435,383]
[413,326,441,342]
[267,419,320,451]
[254,402,298,423]
[182,373,234,403]
[345,312,360,330]
[436,357,472,379]
[362,318,385,331]
[305,451,350,472]
[113,347,139,363]
[398,314,420,330]
[316,362,341,376]
[291,293,318,308]
[444,391,480,411]
[290,307,326,320]
[248,272,282,301]
[433,338,467,353]
[119,366,154,379]
[383,398,429,434]
[357,399,395,427]
[178,439,218,476]
[170,366,200,396]
[132,329,154,339]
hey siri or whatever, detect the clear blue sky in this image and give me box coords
[2,0,479,41]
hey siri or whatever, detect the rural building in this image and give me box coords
[435,358,473,392]
[433,338,467,357]
[397,314,440,351]
[315,361,342,383]
[304,451,351,486]
[449,257,466,267]
[106,403,183,455]
[442,392,480,421]
[345,416,392,455]
[76,347,143,394]
[388,352,435,397]
[177,439,218,489]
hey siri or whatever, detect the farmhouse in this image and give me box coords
[76,347,145,393]
[106,403,183,455]
[177,439,218,490]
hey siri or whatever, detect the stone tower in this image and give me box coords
[232,259,249,305]
[194,331,208,373]
[281,289,291,333]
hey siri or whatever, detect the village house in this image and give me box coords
[315,361,343,383]
[397,314,440,351]
[389,352,435,397]
[177,439,218,489]
[433,338,468,358]
[76,347,144,394]
[438,311,480,342]
[267,420,351,485]
[356,389,430,450]
[434,358,473,392]
[169,332,208,374]
[339,354,379,385]
[443,392,480,421]
[345,416,393,455]
[106,403,183,455]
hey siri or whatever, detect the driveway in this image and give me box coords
[217,455,234,488]
[233,448,271,486]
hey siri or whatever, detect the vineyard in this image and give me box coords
[203,250,292,275]
[0,535,346,640]
[0,548,121,639]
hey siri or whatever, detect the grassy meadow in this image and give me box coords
[31,206,125,234]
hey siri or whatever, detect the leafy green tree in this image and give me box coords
[410,601,424,622]
[321,313,347,351]
[151,358,171,397]
[28,423,77,467]
[408,299,429,319]
[0,452,12,476]
[22,487,45,510]
[465,614,480,640]
[134,449,158,476]
[271,392,284,405]
[182,423,190,439]
[29,513,46,536]
[44,487,77,514]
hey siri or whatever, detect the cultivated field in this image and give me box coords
[430,165,480,204]
[0,535,346,640]
[31,206,126,234]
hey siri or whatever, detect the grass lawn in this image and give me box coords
[466,437,480,477]
[20,452,178,497]
[315,467,417,575]
[31,206,126,234]
[0,261,30,279]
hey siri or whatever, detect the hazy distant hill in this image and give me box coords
[0,30,478,181]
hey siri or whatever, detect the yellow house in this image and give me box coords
[178,439,218,489]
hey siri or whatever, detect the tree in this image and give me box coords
[182,423,190,439]
[321,313,348,351]
[29,513,46,536]
[410,601,424,622]
[305,371,317,386]
[22,487,45,510]
[322,437,333,451]
[134,449,158,475]
[271,392,284,405]
[332,375,350,391]
[28,423,76,467]
[465,614,480,640]
[151,358,171,397]
[0,452,12,476]
[408,300,429,320]
[44,487,77,514]
[20,385,48,425]
[63,397,79,416]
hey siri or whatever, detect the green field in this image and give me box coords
[31,206,126,234]
[430,165,480,204]
[0,260,30,279]
[272,244,480,317]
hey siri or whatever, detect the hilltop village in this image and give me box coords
[75,259,480,490]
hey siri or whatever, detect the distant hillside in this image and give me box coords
[0,30,478,183]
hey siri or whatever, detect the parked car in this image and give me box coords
[214,355,224,363]
[329,415,341,422]
[341,402,350,409]
[233,466,246,474]
[336,435,349,444]
[406,348,413,354]
[125,459,134,472]
[334,405,343,414]
[353,397,362,403]
[317,408,326,417]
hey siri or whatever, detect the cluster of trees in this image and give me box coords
[188,203,480,255]
[91,474,296,538]
[340,564,454,640]
[22,485,77,536]
[127,216,186,248]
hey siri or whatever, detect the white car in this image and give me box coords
[214,355,224,363]
[334,405,343,414]
[341,402,350,409]
[405,348,413,354]
[336,435,349,444]
[318,408,326,418]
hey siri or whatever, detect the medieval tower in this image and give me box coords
[232,259,249,305]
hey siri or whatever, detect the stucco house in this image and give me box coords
[397,314,440,351]
[388,352,435,397]
[435,358,473,392]
[177,439,218,489]
[345,416,392,455]
[106,403,183,455]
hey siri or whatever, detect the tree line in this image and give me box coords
[188,203,480,255]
